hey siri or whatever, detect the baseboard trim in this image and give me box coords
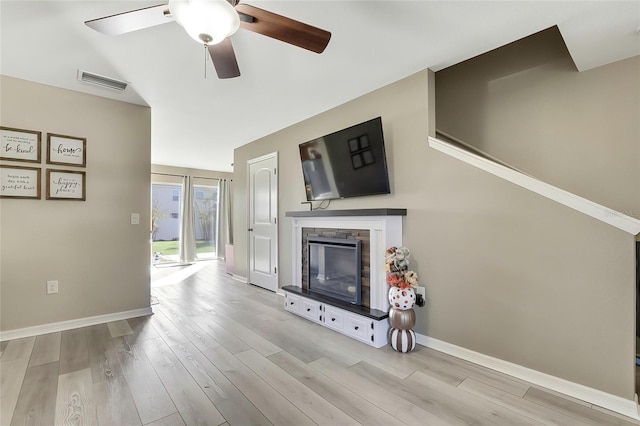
[415,333,640,420]
[0,307,153,342]
[231,274,248,283]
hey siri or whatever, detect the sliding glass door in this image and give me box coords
[151,183,182,265]
[151,176,220,265]
[193,183,218,259]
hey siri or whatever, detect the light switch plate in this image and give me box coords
[47,280,59,294]
[131,213,140,225]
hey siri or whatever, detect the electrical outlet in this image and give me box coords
[131,213,140,225]
[414,285,426,307]
[47,280,59,294]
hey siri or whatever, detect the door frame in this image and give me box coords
[246,151,279,290]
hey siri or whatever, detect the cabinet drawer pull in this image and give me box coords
[331,318,336,322]
[306,308,311,312]
[354,326,359,330]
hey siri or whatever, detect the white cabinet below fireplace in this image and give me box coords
[284,290,389,348]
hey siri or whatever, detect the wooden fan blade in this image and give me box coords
[235,4,331,53]
[85,4,172,36]
[208,38,241,79]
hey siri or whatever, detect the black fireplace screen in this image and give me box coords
[307,236,362,305]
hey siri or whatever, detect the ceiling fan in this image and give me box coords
[85,0,331,79]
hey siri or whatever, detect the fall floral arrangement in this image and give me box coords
[385,246,419,290]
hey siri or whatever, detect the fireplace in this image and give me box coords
[308,236,362,305]
[284,209,406,348]
[288,208,406,313]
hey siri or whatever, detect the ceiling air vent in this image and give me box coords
[77,70,128,92]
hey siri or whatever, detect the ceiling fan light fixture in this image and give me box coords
[169,0,239,45]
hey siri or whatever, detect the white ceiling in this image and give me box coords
[2,1,639,172]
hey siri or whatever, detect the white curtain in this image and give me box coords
[216,178,232,258]
[179,175,197,263]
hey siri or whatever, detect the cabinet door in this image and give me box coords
[285,293,300,314]
[345,315,370,341]
[300,299,321,322]
[323,306,345,331]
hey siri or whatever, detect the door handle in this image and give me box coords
[248,228,253,232]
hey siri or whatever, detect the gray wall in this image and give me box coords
[1,76,152,332]
[436,27,640,216]
[233,53,637,397]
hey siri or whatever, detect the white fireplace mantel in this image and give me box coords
[286,209,406,312]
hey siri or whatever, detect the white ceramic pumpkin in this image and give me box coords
[388,286,416,310]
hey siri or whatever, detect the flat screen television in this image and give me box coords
[299,117,390,201]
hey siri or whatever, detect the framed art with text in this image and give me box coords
[0,165,41,199]
[46,169,86,201]
[0,126,42,163]
[47,133,86,167]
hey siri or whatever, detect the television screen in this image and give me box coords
[299,117,390,201]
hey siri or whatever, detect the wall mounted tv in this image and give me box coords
[299,117,390,201]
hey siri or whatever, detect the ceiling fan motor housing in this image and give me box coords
[169,0,240,45]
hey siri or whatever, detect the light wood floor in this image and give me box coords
[1,261,638,426]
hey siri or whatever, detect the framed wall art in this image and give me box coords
[47,133,86,167]
[0,126,42,163]
[46,169,86,201]
[0,165,41,199]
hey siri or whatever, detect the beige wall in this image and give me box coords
[233,62,637,397]
[0,76,152,332]
[435,27,640,217]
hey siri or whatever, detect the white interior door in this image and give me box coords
[248,153,278,292]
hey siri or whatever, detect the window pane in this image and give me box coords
[152,183,182,264]
[193,184,218,259]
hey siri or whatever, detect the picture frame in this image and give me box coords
[0,165,41,199]
[0,126,42,163]
[47,133,86,167]
[46,169,86,201]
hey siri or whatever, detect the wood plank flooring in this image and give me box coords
[1,260,638,426]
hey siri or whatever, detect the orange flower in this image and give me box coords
[386,273,402,287]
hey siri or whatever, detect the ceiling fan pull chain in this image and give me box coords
[204,44,207,79]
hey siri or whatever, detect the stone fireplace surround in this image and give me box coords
[284,208,406,347]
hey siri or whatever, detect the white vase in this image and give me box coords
[388,287,415,310]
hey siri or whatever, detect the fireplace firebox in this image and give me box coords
[307,236,362,305]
